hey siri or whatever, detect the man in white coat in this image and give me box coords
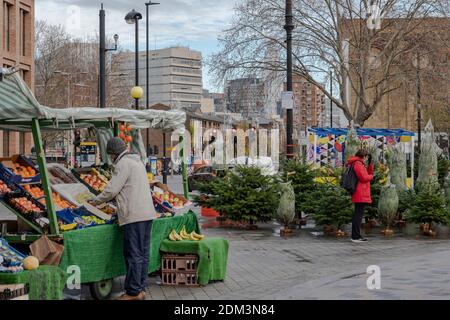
[89,137,156,300]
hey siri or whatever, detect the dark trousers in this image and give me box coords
[352,203,366,240]
[123,220,153,296]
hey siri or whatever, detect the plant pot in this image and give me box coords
[335,229,346,238]
[381,228,394,236]
[420,223,430,235]
[280,227,293,236]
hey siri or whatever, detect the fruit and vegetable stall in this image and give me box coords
[0,67,217,299]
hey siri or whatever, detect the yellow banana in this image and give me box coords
[189,232,199,241]
[179,227,189,240]
[192,231,204,240]
[168,230,177,241]
[173,231,183,241]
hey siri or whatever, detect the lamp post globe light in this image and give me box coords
[131,86,144,100]
[125,9,143,110]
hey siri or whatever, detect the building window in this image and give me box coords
[20,9,30,57]
[3,2,11,51]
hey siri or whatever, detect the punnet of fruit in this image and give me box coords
[80,172,108,192]
[8,196,44,215]
[154,191,187,209]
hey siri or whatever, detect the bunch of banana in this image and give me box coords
[169,227,205,241]
[169,229,183,241]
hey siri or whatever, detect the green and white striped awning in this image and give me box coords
[0,68,186,131]
[0,67,186,162]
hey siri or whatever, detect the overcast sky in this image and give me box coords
[35,0,238,91]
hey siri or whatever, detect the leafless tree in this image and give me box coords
[34,21,71,106]
[209,0,450,126]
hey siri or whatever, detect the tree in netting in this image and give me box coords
[344,122,360,162]
[277,181,296,229]
[378,176,399,233]
[417,120,439,190]
[385,143,408,193]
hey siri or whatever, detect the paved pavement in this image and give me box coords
[3,175,450,300]
[137,218,450,300]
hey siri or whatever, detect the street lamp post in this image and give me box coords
[99,3,119,109]
[284,0,295,159]
[144,2,164,182]
[125,9,143,110]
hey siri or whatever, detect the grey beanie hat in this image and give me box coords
[106,137,128,155]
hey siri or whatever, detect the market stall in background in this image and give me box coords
[307,127,416,188]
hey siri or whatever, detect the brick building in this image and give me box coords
[343,18,450,132]
[0,0,34,156]
[290,74,326,132]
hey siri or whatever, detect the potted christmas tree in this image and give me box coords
[406,183,450,237]
[277,181,296,236]
[378,176,399,236]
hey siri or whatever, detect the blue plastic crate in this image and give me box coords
[0,155,40,184]
[0,238,27,267]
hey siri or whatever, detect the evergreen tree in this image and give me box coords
[307,184,353,230]
[406,183,450,225]
[194,166,280,224]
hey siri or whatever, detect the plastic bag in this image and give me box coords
[277,181,295,227]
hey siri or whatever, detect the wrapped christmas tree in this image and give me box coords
[417,120,439,190]
[378,176,399,235]
[385,143,407,192]
[277,181,296,234]
[344,122,360,162]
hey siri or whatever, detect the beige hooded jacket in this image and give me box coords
[94,152,156,226]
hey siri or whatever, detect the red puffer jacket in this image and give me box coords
[347,156,374,204]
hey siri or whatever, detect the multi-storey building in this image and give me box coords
[112,47,203,110]
[290,74,326,132]
[0,0,33,156]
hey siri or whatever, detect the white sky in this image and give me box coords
[35,0,239,91]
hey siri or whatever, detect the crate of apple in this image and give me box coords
[80,173,107,192]
[9,197,44,215]
[154,191,186,209]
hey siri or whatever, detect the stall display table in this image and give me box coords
[159,238,229,285]
[0,265,66,300]
[59,211,200,283]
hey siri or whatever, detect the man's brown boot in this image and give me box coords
[116,291,145,301]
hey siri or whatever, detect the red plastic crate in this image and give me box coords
[201,207,220,217]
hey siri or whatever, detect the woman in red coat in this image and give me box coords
[347,149,374,242]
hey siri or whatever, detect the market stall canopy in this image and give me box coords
[0,68,186,131]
